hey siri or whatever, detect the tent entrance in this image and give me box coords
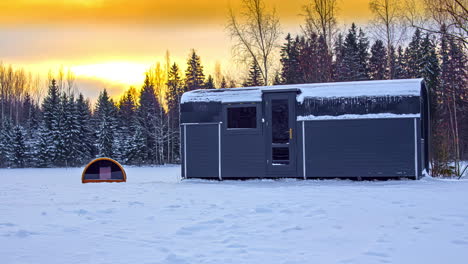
[265,92,297,176]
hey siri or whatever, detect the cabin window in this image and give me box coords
[227,106,257,129]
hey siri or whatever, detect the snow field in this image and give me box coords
[1,166,468,264]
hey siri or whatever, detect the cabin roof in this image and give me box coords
[180,78,424,104]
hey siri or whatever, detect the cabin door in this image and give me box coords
[265,92,296,176]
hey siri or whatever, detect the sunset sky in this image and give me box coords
[0,0,374,100]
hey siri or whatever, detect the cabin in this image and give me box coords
[180,78,430,180]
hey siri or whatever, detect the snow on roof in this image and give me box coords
[297,113,420,121]
[181,87,262,104]
[296,79,423,103]
[181,79,423,104]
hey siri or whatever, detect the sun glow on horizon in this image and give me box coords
[71,62,151,87]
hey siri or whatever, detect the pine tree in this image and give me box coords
[394,46,407,79]
[95,89,117,158]
[369,40,387,80]
[10,126,27,168]
[298,34,320,83]
[220,77,228,88]
[280,34,301,84]
[115,89,137,163]
[125,125,146,166]
[34,126,53,168]
[137,75,163,164]
[0,119,13,167]
[386,45,397,80]
[342,23,361,81]
[76,93,94,164]
[357,28,370,80]
[40,79,62,166]
[406,29,423,78]
[52,93,68,166]
[185,49,205,91]
[166,63,183,163]
[333,33,346,81]
[244,60,264,87]
[420,34,440,93]
[42,80,60,131]
[204,75,215,89]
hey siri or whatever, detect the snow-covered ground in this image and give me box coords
[1,166,468,264]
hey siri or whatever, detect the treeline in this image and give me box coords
[275,24,467,176]
[0,50,221,168]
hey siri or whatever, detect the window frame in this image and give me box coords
[223,103,262,135]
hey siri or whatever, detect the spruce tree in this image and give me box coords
[406,29,423,78]
[76,93,94,164]
[116,89,137,163]
[125,125,147,166]
[280,34,301,84]
[394,46,407,79]
[137,75,163,164]
[357,28,370,80]
[342,23,361,81]
[244,60,264,87]
[0,119,13,167]
[95,89,117,158]
[386,45,397,80]
[185,49,205,91]
[10,126,27,168]
[333,33,346,81]
[420,33,440,93]
[369,40,387,80]
[40,79,62,166]
[166,63,183,163]
[204,75,215,89]
[220,77,228,88]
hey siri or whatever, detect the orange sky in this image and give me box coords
[0,0,374,100]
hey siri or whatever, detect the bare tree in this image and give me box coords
[406,0,467,45]
[369,0,408,79]
[227,0,281,85]
[302,0,338,49]
[214,61,223,88]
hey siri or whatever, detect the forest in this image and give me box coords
[0,0,466,177]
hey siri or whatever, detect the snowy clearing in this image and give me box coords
[1,166,468,264]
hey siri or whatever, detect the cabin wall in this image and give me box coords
[182,123,219,179]
[221,103,266,178]
[299,118,420,178]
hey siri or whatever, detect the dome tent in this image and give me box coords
[82,158,126,183]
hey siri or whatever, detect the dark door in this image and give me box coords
[265,93,296,176]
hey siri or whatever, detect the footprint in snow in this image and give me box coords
[74,209,88,215]
[0,223,15,227]
[363,251,389,258]
[452,240,468,245]
[176,219,224,235]
[128,201,144,206]
[162,254,189,264]
[282,226,302,233]
[3,229,38,238]
[253,207,272,213]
